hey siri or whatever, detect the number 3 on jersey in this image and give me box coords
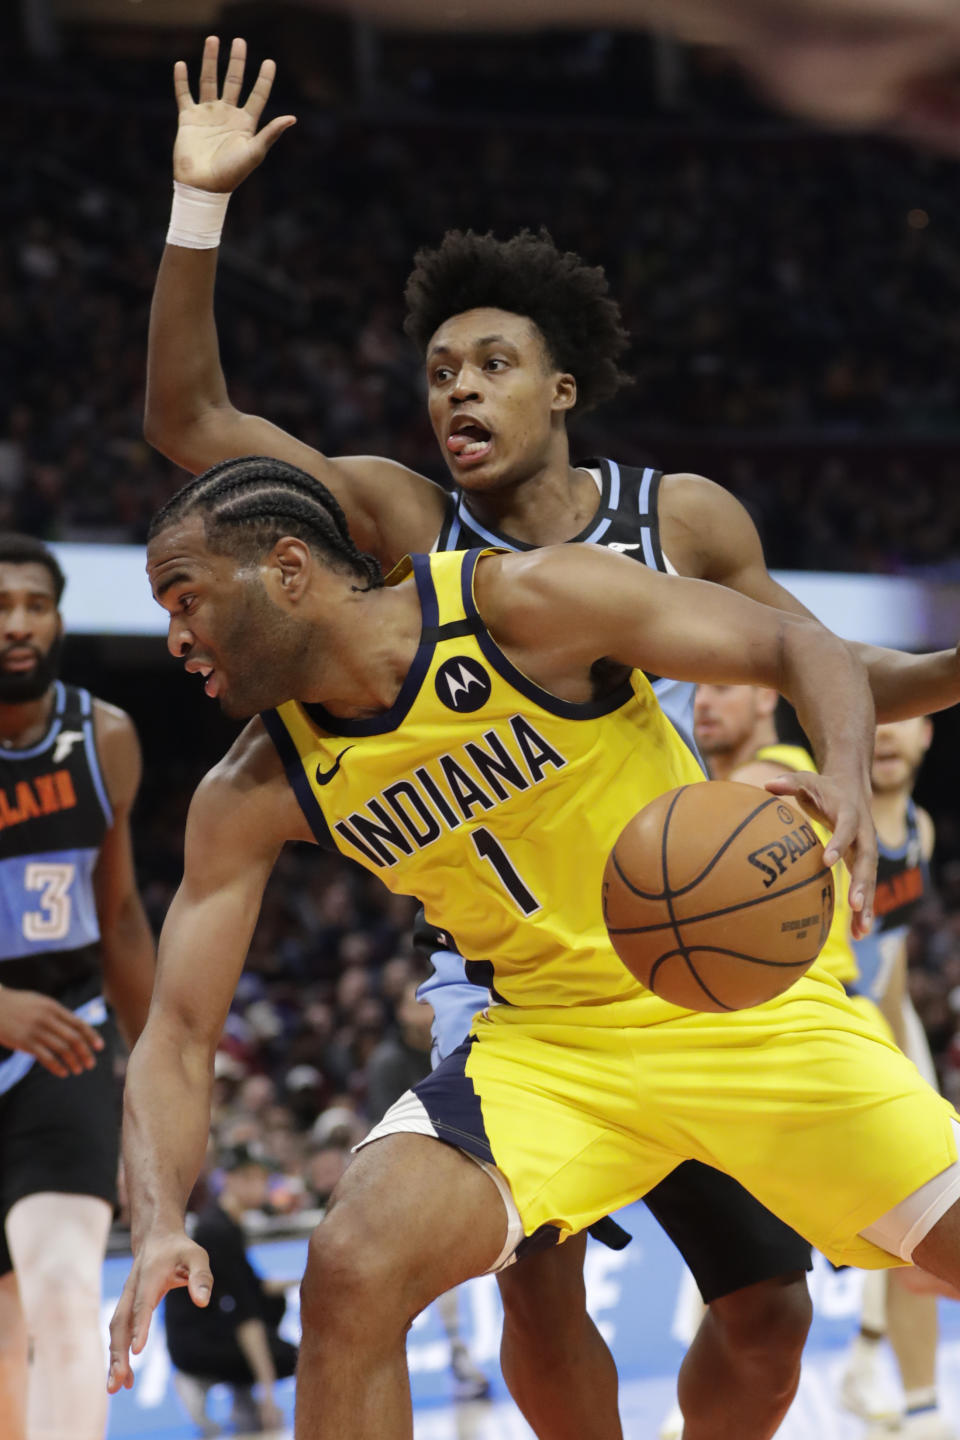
[22,862,76,942]
[471,828,541,916]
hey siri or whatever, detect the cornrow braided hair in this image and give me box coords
[148,457,383,591]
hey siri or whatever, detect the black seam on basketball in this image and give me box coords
[611,846,666,901]
[648,949,734,1010]
[674,946,815,970]
[660,790,687,960]
[669,791,783,897]
[610,789,784,903]
[605,866,832,935]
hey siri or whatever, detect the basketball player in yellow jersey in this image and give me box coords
[109,459,960,1440]
[148,43,960,1440]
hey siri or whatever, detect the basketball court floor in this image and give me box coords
[104,1200,960,1439]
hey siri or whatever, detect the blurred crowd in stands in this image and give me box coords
[4,55,960,572]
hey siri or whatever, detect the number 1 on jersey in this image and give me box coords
[471,828,541,916]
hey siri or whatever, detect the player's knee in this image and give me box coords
[21,1253,100,1354]
[301,1210,407,1342]
[710,1276,811,1379]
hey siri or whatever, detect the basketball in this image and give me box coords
[602,781,835,1012]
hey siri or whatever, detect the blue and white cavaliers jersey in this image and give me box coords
[0,682,112,1089]
[850,799,930,1006]
[420,457,705,1058]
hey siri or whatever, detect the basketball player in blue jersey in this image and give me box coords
[109,459,960,1440]
[0,534,155,1440]
[141,40,960,1440]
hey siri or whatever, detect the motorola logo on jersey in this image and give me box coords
[435,657,492,713]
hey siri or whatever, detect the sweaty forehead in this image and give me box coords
[146,513,215,593]
[428,307,546,358]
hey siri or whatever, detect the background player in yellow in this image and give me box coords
[694,685,954,1440]
[107,459,960,1440]
[147,40,960,1440]
[694,683,857,989]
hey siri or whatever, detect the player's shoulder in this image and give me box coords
[657,472,760,580]
[192,717,310,849]
[916,804,935,860]
[90,696,138,746]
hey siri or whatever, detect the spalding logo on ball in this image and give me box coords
[602,780,834,1012]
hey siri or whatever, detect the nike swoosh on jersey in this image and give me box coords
[316,746,354,786]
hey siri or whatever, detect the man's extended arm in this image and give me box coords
[146,36,445,570]
[330,0,960,148]
[661,472,960,723]
[478,545,877,924]
[108,721,307,1394]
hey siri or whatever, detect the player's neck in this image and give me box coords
[300,584,422,719]
[871,787,911,847]
[0,690,56,751]
[461,457,601,547]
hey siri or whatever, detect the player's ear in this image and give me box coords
[267,536,312,604]
[552,372,577,414]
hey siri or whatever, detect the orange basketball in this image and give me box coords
[602,780,834,1012]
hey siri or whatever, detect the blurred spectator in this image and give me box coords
[165,1145,297,1436]
[365,979,433,1123]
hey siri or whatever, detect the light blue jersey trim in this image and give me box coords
[79,689,113,826]
[418,950,490,1064]
[7,681,66,761]
[0,994,107,1096]
[607,458,621,510]
[582,516,613,544]
[452,501,512,551]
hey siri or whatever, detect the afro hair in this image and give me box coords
[403,228,631,414]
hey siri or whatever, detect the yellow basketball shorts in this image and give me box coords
[408,975,957,1269]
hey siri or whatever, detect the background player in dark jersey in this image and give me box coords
[840,717,952,1440]
[695,688,953,1440]
[0,534,155,1440]
[141,39,960,1440]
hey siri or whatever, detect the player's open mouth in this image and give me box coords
[446,420,493,465]
[186,659,220,699]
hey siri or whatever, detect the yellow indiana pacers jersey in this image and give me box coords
[262,548,705,1013]
[754,742,857,986]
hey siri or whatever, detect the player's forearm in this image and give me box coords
[123,1019,214,1249]
[144,243,230,464]
[852,642,960,723]
[779,621,875,784]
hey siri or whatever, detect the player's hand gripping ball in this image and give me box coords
[602,781,834,1012]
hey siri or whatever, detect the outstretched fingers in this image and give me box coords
[198,34,220,104]
[172,59,193,111]
[221,36,248,106]
[244,58,279,123]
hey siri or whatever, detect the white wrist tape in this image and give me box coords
[166,180,231,250]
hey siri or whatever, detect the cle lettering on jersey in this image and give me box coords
[0,769,77,831]
[874,866,924,917]
[332,714,566,868]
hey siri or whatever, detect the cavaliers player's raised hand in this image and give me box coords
[172,36,296,195]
